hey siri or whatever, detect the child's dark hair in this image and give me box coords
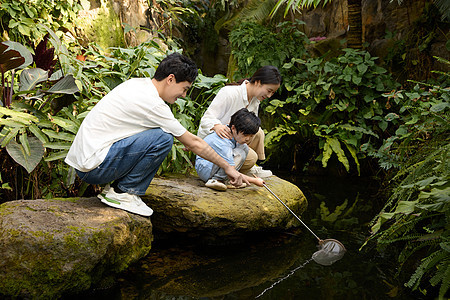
[230,108,261,135]
[153,52,198,83]
[231,65,282,86]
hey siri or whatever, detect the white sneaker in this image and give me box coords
[205,179,227,191]
[99,184,110,198]
[248,165,273,178]
[98,187,153,217]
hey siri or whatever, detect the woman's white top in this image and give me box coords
[65,78,186,172]
[197,80,260,138]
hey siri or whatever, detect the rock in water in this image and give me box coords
[143,175,307,241]
[0,198,153,298]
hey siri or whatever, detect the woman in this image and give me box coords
[197,65,281,178]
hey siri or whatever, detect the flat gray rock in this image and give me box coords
[143,175,308,239]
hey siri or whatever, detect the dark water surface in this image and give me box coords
[74,173,423,300]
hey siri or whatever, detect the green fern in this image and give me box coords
[406,249,449,290]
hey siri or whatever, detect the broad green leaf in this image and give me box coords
[19,68,49,91]
[42,129,75,142]
[28,124,49,144]
[344,142,360,176]
[430,102,449,112]
[19,132,30,156]
[0,127,20,147]
[357,63,368,74]
[44,150,68,162]
[65,166,77,186]
[193,73,228,89]
[328,137,350,172]
[394,200,419,215]
[370,212,395,234]
[0,43,25,71]
[49,116,79,134]
[0,107,39,123]
[418,186,450,204]
[352,75,362,85]
[43,142,71,150]
[2,40,33,69]
[321,138,333,168]
[46,75,80,94]
[5,137,44,173]
[0,119,27,127]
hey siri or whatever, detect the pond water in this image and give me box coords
[73,173,425,300]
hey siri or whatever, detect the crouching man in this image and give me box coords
[65,53,255,217]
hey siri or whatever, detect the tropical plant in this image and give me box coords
[362,62,449,299]
[270,0,363,49]
[0,41,33,107]
[264,48,399,174]
[0,24,232,200]
[0,0,85,46]
[229,20,310,80]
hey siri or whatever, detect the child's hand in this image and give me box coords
[252,177,265,187]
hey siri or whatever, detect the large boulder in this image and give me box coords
[0,198,153,299]
[144,175,307,241]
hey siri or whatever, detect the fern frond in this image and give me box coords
[436,259,450,299]
[406,250,449,290]
[429,259,449,286]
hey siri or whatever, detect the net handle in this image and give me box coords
[255,176,322,242]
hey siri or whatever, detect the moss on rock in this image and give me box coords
[144,175,308,241]
[0,198,152,298]
[76,0,125,50]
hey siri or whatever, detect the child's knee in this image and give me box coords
[246,148,258,165]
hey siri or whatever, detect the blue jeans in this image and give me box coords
[76,128,173,195]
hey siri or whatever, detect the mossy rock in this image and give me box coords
[144,175,308,241]
[0,198,152,299]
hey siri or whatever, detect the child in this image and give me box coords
[197,66,281,178]
[196,108,265,191]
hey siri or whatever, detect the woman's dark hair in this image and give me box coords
[229,108,261,135]
[249,65,282,85]
[231,65,282,86]
[153,53,198,83]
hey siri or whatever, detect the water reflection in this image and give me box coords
[73,174,422,300]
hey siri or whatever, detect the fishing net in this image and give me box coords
[312,239,346,266]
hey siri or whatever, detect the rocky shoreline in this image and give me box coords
[0,175,306,298]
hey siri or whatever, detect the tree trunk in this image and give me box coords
[347,0,362,49]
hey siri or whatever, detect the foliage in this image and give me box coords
[362,64,449,298]
[264,48,399,174]
[367,75,450,170]
[0,0,85,45]
[145,0,198,39]
[271,0,332,18]
[0,26,228,200]
[229,20,310,80]
[383,3,448,84]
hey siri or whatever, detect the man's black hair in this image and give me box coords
[153,52,198,83]
[230,108,261,135]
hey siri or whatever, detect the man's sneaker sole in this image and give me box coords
[98,194,153,217]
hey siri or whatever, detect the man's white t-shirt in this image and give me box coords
[65,78,187,172]
[197,80,260,138]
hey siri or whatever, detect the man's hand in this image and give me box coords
[213,124,233,139]
[224,165,249,187]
